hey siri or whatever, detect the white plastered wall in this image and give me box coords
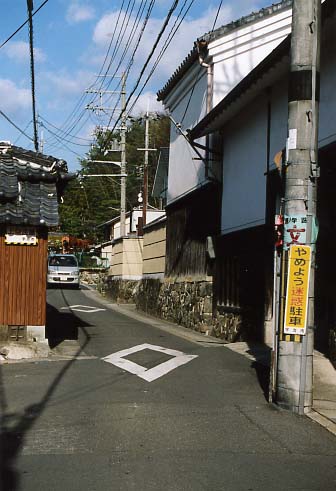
[221,96,268,234]
[165,65,208,204]
[163,4,292,206]
[210,7,292,106]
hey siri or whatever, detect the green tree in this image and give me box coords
[59,114,170,241]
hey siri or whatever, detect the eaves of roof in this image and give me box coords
[188,36,291,140]
[96,210,132,229]
[4,144,69,171]
[143,213,166,231]
[188,0,336,140]
[157,0,293,102]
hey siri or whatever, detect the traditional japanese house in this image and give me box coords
[0,142,73,342]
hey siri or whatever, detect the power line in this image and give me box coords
[70,0,154,150]
[39,115,93,143]
[105,0,180,142]
[122,0,180,117]
[14,120,33,145]
[81,0,142,124]
[47,0,135,143]
[0,0,49,50]
[43,0,152,147]
[100,0,156,130]
[42,125,83,157]
[95,0,149,100]
[0,109,34,142]
[95,0,127,80]
[39,121,91,148]
[212,0,223,31]
[127,0,196,117]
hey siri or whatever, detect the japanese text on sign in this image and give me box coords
[283,215,307,250]
[284,245,311,336]
[5,227,38,246]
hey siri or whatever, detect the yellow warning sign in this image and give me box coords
[284,245,311,336]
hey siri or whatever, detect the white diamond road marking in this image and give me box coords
[102,343,198,382]
[60,305,106,313]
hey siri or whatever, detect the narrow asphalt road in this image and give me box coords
[1,286,336,490]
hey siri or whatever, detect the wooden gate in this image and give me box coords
[0,230,47,326]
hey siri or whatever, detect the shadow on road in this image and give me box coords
[246,343,271,401]
[46,303,88,349]
[0,305,92,490]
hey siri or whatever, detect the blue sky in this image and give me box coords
[0,0,272,170]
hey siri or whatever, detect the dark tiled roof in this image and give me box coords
[157,0,292,101]
[0,143,74,228]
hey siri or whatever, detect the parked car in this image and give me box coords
[47,254,80,288]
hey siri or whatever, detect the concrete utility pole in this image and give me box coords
[120,72,127,237]
[143,112,150,226]
[85,74,127,237]
[137,112,157,227]
[276,0,321,414]
[39,129,44,153]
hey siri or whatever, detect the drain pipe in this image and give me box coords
[197,39,213,113]
[196,39,214,178]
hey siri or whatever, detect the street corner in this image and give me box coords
[0,341,50,363]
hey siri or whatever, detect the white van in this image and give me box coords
[47,254,80,288]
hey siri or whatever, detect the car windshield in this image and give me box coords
[49,256,78,267]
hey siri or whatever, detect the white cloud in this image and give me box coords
[73,2,265,149]
[129,91,165,117]
[0,79,31,117]
[92,7,234,88]
[41,70,93,98]
[3,41,46,63]
[66,1,95,24]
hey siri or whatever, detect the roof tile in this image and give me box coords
[0,144,74,228]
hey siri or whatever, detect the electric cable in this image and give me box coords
[39,115,93,143]
[127,0,196,117]
[0,0,49,50]
[63,0,135,135]
[13,120,33,145]
[42,125,83,157]
[0,109,34,142]
[95,0,127,81]
[212,0,223,31]
[96,0,148,94]
[44,1,135,146]
[122,0,180,115]
[101,0,156,129]
[46,0,152,149]
[39,122,91,148]
[104,0,180,144]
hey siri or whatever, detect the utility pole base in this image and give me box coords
[276,338,313,414]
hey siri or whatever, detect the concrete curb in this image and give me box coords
[307,410,336,436]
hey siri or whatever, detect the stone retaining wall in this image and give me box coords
[101,276,139,304]
[80,268,108,288]
[99,275,245,341]
[136,277,244,341]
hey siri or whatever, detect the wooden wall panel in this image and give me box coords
[165,183,221,277]
[0,231,47,326]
